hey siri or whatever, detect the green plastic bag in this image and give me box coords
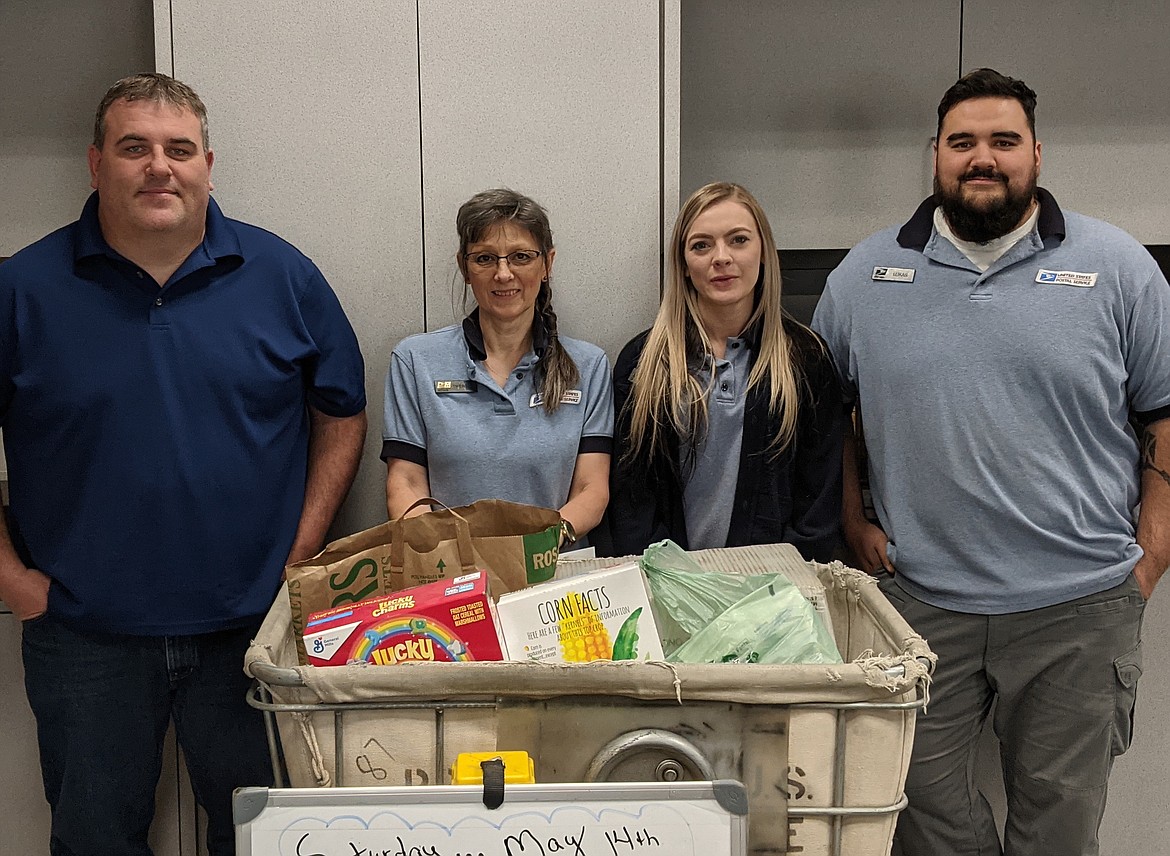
[641,540,776,652]
[641,540,842,665]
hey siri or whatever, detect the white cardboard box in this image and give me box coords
[495,562,664,663]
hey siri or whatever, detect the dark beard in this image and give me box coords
[934,170,1037,244]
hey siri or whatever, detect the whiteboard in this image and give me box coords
[235,780,748,856]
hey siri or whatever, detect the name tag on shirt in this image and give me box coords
[530,390,582,407]
[1035,269,1098,288]
[434,380,478,394]
[872,266,915,283]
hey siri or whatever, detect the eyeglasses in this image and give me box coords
[463,250,544,269]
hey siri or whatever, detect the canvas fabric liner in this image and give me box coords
[245,546,934,856]
[250,549,932,705]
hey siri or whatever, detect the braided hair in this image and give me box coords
[456,189,579,414]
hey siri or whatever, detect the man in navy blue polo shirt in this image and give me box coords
[0,73,367,855]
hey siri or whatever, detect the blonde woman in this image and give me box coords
[607,182,842,558]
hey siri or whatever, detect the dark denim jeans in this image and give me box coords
[21,614,274,856]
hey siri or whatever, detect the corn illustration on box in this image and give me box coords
[495,562,664,663]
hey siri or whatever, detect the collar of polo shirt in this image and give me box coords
[461,307,550,362]
[685,311,763,374]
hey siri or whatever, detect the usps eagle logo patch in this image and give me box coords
[872,266,915,283]
[530,390,582,407]
[1036,269,1098,288]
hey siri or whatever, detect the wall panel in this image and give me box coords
[681,0,961,248]
[0,0,154,253]
[417,0,665,359]
[964,0,1170,241]
[166,0,424,533]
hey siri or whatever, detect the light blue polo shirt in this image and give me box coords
[813,189,1170,613]
[381,313,613,513]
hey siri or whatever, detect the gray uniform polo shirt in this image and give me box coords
[381,317,613,512]
[683,336,751,549]
[813,191,1170,613]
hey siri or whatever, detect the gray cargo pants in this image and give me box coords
[879,573,1144,856]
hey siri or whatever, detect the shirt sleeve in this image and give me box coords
[381,344,428,465]
[810,273,857,403]
[0,269,15,425]
[578,347,615,455]
[298,268,366,417]
[1125,264,1170,422]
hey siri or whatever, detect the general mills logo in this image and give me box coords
[312,638,326,654]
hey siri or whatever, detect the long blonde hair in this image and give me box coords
[624,182,808,463]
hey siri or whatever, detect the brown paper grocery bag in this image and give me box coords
[285,521,398,664]
[285,498,563,664]
[388,498,562,595]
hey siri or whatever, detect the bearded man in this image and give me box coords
[812,68,1170,856]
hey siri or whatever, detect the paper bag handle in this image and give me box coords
[389,496,476,573]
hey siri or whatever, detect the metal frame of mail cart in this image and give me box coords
[244,553,934,856]
[247,663,927,856]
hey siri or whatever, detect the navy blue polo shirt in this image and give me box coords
[0,193,366,635]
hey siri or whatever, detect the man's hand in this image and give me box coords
[840,407,893,576]
[1,565,51,621]
[844,517,895,576]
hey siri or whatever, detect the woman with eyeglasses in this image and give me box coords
[607,182,843,559]
[382,188,612,546]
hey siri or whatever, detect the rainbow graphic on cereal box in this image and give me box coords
[350,616,468,664]
[304,572,504,666]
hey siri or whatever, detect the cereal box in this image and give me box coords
[304,571,504,666]
[495,562,664,663]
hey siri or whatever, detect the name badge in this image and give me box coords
[530,390,582,408]
[434,380,478,394]
[1036,269,1098,288]
[872,266,915,283]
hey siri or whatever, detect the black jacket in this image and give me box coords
[603,318,843,560]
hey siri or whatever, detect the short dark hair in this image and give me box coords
[937,68,1037,140]
[93,73,210,150]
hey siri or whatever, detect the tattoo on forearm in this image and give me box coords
[1142,432,1170,489]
